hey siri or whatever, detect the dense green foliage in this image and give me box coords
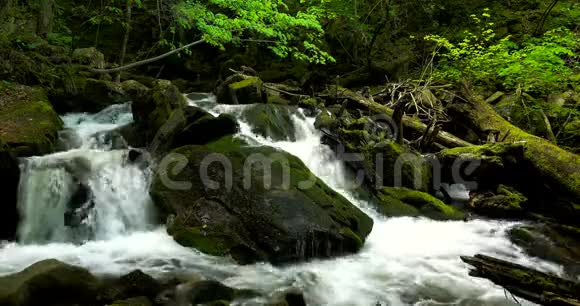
[425,10,579,95]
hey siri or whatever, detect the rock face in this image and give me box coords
[0,141,20,240]
[0,83,63,157]
[240,104,298,141]
[375,187,464,220]
[0,259,100,306]
[151,136,373,264]
[131,80,187,147]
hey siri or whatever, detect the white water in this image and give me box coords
[0,96,564,305]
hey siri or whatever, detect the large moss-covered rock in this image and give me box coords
[0,141,20,240]
[376,187,464,220]
[151,137,373,264]
[132,80,186,145]
[240,104,298,141]
[0,83,63,156]
[0,259,100,306]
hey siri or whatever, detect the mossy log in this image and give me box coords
[449,95,580,203]
[461,254,580,306]
[319,86,473,148]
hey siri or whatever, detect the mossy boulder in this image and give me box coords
[468,185,527,218]
[71,47,105,69]
[239,104,298,141]
[0,83,63,156]
[0,141,20,240]
[151,136,373,264]
[0,259,100,306]
[216,75,265,105]
[375,187,464,220]
[132,80,187,146]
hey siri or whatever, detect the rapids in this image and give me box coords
[0,95,564,305]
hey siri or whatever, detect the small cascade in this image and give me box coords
[16,104,153,244]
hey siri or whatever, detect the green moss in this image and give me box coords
[377,187,464,220]
[0,84,63,156]
[229,77,262,90]
[169,226,235,256]
[339,227,364,249]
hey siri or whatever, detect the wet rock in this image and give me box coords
[131,80,187,146]
[376,187,464,220]
[98,270,162,304]
[0,83,63,157]
[508,223,580,279]
[151,136,373,264]
[156,280,236,306]
[468,185,527,218]
[173,107,239,147]
[269,289,307,306]
[0,141,20,240]
[0,259,100,306]
[239,104,298,141]
[52,78,130,113]
[91,130,129,150]
[121,80,149,102]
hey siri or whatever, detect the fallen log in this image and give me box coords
[461,254,580,306]
[318,86,473,148]
[448,93,580,203]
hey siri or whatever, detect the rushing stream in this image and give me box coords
[0,95,564,305]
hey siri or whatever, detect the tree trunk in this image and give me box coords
[37,0,54,36]
[91,39,205,74]
[462,254,580,306]
[448,92,580,202]
[116,0,133,83]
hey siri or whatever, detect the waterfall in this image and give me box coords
[0,96,565,306]
[16,104,153,244]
